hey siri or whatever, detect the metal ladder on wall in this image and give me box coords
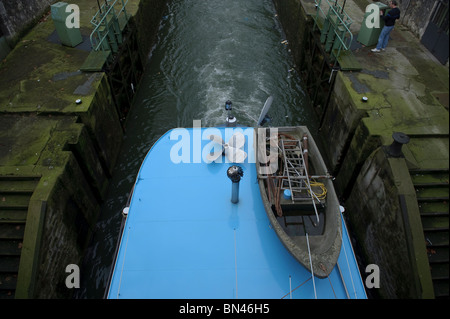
[312,0,353,64]
[81,0,130,71]
[90,0,129,53]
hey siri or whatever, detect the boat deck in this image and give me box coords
[107,127,366,299]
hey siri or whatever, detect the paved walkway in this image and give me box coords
[351,0,448,169]
[309,0,449,169]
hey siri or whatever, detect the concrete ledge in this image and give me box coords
[390,158,435,299]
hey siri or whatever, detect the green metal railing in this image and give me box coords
[313,0,353,61]
[89,0,129,52]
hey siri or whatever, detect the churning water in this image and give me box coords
[77,0,317,298]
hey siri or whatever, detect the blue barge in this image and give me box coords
[107,126,367,299]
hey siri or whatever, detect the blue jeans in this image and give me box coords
[376,25,394,50]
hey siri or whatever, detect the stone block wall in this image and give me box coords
[345,147,434,298]
[398,0,438,39]
[133,0,169,64]
[0,0,55,42]
[33,154,100,298]
[9,0,169,298]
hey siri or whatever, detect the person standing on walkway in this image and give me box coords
[371,1,401,53]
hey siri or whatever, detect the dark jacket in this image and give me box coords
[382,7,401,26]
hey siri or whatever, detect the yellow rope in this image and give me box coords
[307,179,327,200]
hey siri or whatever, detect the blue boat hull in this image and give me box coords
[107,127,367,299]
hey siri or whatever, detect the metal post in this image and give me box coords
[227,166,243,204]
[97,0,102,13]
[341,0,347,13]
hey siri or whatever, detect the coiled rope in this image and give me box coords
[306,179,327,201]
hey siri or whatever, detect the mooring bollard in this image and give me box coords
[386,132,410,158]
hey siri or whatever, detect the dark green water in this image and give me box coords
[77,0,317,298]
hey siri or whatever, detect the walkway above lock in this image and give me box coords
[302,0,448,298]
